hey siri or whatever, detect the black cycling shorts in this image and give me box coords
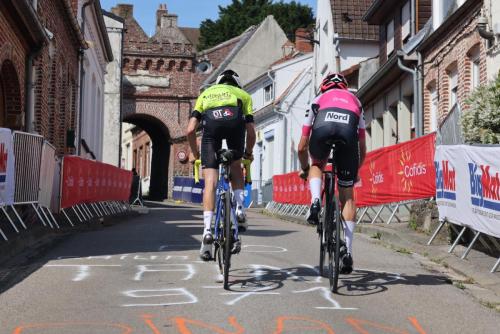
[309,108,360,188]
[200,106,246,169]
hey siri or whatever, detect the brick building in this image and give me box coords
[33,1,85,155]
[0,0,45,130]
[419,0,487,135]
[357,0,432,150]
[0,0,85,156]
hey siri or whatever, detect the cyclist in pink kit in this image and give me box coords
[298,73,366,274]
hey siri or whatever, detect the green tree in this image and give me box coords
[461,74,500,144]
[199,0,314,50]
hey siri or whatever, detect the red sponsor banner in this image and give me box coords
[61,156,133,209]
[272,134,436,207]
[354,133,436,207]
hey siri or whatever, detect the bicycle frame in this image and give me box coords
[213,163,239,246]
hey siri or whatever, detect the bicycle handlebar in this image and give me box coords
[193,159,252,184]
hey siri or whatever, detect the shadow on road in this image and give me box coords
[336,269,452,296]
[221,265,452,295]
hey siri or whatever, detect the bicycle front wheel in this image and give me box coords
[222,192,232,290]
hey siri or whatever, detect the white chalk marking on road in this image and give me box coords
[250,264,302,282]
[300,264,323,283]
[221,289,280,305]
[134,264,195,281]
[293,287,357,310]
[122,288,198,307]
[133,255,159,260]
[119,254,129,260]
[87,255,113,260]
[165,255,189,260]
[45,264,121,281]
[242,245,288,253]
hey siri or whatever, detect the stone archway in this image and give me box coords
[0,60,22,129]
[123,114,171,200]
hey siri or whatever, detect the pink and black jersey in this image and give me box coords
[302,89,366,139]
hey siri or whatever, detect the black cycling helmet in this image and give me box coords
[216,69,242,88]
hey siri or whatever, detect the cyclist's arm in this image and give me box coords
[187,95,204,160]
[358,107,367,167]
[245,122,256,155]
[186,115,200,160]
[298,107,315,170]
[242,92,256,155]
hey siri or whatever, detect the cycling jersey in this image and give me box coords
[192,84,254,169]
[302,88,365,138]
[193,84,253,122]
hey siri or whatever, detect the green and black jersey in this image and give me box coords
[192,84,254,123]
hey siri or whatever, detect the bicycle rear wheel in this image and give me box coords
[331,195,341,293]
[323,173,335,289]
[222,192,232,290]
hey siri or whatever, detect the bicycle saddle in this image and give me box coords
[217,149,237,164]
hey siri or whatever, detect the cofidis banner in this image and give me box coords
[435,145,500,238]
[0,128,15,205]
[354,133,436,207]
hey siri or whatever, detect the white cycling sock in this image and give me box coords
[344,220,355,254]
[309,178,322,203]
[203,211,213,235]
[234,189,244,209]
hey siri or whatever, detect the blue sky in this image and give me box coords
[101,0,317,34]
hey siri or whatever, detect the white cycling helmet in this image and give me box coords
[216,69,242,88]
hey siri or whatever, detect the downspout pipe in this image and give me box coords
[118,25,125,167]
[397,52,421,137]
[25,47,43,133]
[77,0,95,155]
[417,51,424,137]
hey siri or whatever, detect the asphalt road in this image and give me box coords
[0,202,498,333]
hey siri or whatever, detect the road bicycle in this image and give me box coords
[317,142,346,293]
[195,150,251,290]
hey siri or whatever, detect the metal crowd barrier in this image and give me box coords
[0,131,134,242]
[428,220,500,273]
[355,199,427,225]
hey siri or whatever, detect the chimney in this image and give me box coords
[156,3,178,33]
[112,4,134,19]
[282,40,295,58]
[295,28,313,53]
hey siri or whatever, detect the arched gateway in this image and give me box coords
[113,4,204,199]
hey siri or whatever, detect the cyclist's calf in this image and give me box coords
[203,168,218,212]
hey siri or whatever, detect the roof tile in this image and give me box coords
[331,0,379,40]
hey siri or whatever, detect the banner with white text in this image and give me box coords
[435,145,500,238]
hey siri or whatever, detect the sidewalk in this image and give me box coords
[263,208,500,312]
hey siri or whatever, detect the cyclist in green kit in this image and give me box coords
[186,70,256,261]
